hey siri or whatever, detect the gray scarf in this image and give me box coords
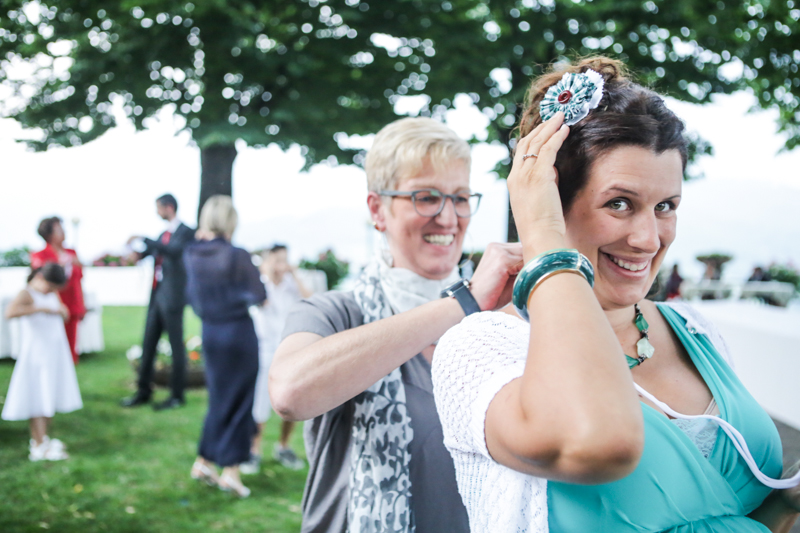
[349,255,458,532]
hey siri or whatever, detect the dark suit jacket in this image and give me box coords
[142,222,194,312]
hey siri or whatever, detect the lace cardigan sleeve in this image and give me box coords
[432,311,529,459]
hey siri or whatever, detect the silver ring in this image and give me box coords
[522,153,538,161]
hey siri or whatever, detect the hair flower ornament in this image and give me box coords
[540,69,605,126]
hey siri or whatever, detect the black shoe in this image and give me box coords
[120,392,151,408]
[153,397,186,411]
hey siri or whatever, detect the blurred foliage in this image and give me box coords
[300,249,349,290]
[1,0,799,228]
[466,250,484,269]
[0,246,31,267]
[645,268,668,302]
[697,253,734,264]
[768,263,800,292]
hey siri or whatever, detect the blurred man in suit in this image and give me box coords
[121,194,194,410]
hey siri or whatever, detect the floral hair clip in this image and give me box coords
[539,69,605,126]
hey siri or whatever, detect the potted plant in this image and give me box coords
[696,253,733,281]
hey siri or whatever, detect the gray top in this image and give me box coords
[283,291,470,533]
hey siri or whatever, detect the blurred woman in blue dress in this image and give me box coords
[184,195,267,498]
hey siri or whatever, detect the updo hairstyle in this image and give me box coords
[518,56,688,213]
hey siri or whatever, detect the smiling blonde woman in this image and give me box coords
[269,117,525,533]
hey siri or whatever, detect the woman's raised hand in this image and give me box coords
[507,112,570,262]
[468,242,524,312]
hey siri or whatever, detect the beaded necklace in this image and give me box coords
[626,303,655,369]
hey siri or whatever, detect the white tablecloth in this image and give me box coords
[0,292,104,359]
[0,266,323,359]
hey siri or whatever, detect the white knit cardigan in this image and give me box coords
[431,302,733,533]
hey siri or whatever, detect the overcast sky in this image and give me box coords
[1,90,799,282]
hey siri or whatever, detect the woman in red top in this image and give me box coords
[30,217,86,364]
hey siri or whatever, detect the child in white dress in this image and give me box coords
[242,244,311,474]
[2,263,83,461]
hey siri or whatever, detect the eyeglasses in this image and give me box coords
[379,189,482,218]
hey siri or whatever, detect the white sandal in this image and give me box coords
[29,440,47,462]
[29,439,69,461]
[190,460,219,486]
[43,436,66,452]
[44,445,69,461]
[219,474,251,498]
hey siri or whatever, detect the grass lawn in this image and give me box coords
[0,307,306,532]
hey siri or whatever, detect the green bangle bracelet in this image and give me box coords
[512,248,595,322]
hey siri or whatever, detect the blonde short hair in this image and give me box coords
[199,195,238,239]
[365,117,471,192]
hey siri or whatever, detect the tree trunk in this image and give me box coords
[198,144,238,222]
[507,201,519,243]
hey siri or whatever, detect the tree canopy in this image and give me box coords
[1,0,798,230]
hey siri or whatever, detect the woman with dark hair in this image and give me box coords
[2,263,83,461]
[433,57,799,532]
[30,216,85,364]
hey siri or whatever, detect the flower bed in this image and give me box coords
[92,253,136,267]
[126,336,206,388]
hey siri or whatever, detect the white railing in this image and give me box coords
[681,280,796,307]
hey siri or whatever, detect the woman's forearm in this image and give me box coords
[525,273,643,476]
[270,297,465,421]
[487,270,643,482]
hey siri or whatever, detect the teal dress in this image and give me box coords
[547,304,783,532]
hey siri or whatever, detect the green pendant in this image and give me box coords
[634,311,649,332]
[627,304,654,369]
[636,336,655,359]
[626,355,642,369]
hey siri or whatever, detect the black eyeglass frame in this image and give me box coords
[378,188,483,218]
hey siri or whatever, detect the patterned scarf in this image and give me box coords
[349,255,459,533]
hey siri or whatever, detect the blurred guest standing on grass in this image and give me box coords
[269,118,523,533]
[241,244,311,476]
[184,195,267,498]
[665,264,684,300]
[749,266,772,282]
[2,263,82,462]
[121,194,194,411]
[31,217,85,364]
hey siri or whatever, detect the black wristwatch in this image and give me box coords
[440,279,481,316]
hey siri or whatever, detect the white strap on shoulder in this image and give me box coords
[634,383,800,490]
